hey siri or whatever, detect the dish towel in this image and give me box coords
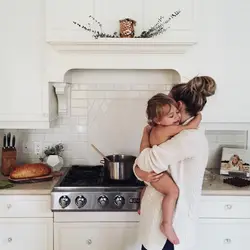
[0,180,14,189]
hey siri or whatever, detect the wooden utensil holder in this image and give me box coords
[1,148,17,176]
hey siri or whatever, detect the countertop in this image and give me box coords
[202,169,250,196]
[1,168,250,196]
[0,173,60,195]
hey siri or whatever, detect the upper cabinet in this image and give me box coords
[0,0,57,129]
[45,0,196,43]
[0,0,249,128]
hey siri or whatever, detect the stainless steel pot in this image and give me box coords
[100,154,136,180]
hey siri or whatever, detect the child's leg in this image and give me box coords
[151,173,180,245]
[138,186,146,214]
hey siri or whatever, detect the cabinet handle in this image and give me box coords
[8,237,12,242]
[224,204,232,210]
[86,239,92,245]
[7,204,12,209]
[224,238,231,244]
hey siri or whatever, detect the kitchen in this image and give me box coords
[0,0,250,250]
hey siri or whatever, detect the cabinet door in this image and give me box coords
[0,0,54,128]
[0,218,53,250]
[54,222,140,250]
[195,219,250,250]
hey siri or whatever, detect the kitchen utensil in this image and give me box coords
[1,132,17,176]
[7,132,11,149]
[91,144,110,162]
[3,134,6,149]
[101,154,136,180]
[12,135,15,149]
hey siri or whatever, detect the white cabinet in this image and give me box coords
[196,219,250,250]
[0,218,53,250]
[195,196,250,250]
[0,0,57,128]
[0,195,53,250]
[45,0,195,43]
[54,222,140,250]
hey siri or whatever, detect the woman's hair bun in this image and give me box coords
[187,76,216,97]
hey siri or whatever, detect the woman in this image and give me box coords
[133,76,216,250]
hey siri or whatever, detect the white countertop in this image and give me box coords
[0,169,250,196]
[0,173,60,195]
[202,169,250,196]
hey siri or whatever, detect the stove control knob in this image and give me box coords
[114,195,125,208]
[59,195,71,208]
[75,196,87,208]
[98,195,109,207]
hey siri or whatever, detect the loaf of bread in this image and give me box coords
[10,163,51,179]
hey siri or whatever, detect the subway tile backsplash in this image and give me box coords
[2,69,248,169]
[205,130,247,169]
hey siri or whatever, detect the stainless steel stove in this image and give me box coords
[51,165,144,211]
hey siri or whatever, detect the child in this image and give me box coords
[137,93,201,245]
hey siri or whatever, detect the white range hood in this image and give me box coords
[47,38,197,115]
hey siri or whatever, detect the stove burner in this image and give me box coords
[223,177,250,187]
[59,165,104,187]
[59,165,144,187]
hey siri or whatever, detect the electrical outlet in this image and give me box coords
[22,143,30,154]
[34,142,42,155]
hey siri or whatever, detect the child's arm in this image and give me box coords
[134,166,163,182]
[152,113,202,145]
[140,125,151,152]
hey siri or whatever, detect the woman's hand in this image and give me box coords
[134,166,163,183]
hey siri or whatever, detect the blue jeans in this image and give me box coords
[141,240,174,250]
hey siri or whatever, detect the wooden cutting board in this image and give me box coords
[8,174,54,183]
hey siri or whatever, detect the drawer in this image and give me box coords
[196,219,250,250]
[0,218,53,250]
[200,196,250,219]
[0,195,52,218]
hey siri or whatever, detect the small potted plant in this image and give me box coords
[40,143,64,171]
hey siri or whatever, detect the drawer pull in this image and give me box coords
[224,238,231,244]
[225,204,232,210]
[8,237,12,242]
[86,239,92,245]
[7,204,12,209]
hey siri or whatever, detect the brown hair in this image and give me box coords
[146,93,177,126]
[170,76,216,116]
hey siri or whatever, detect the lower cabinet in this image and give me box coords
[0,218,53,250]
[196,219,250,250]
[54,222,140,250]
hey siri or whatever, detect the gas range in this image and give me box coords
[51,165,144,211]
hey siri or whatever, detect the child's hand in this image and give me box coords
[144,171,163,183]
[143,125,152,135]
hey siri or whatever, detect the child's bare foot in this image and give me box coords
[160,222,180,245]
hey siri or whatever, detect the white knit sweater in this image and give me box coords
[134,125,208,250]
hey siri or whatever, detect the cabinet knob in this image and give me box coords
[225,204,232,210]
[224,238,231,244]
[86,239,92,245]
[8,237,12,242]
[7,204,12,209]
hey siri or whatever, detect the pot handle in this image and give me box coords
[100,160,105,164]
